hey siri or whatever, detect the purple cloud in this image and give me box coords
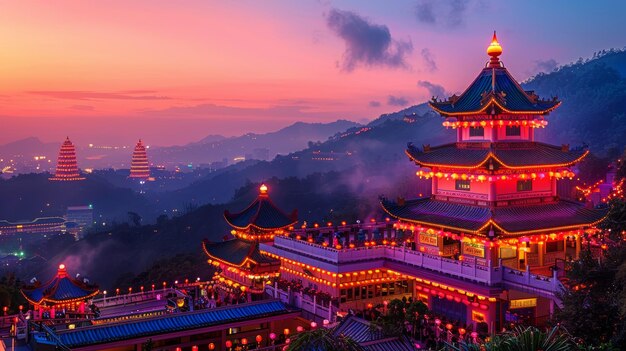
[326,8,413,72]
[417,80,447,98]
[387,95,410,107]
[421,48,437,72]
[414,0,470,28]
[369,100,382,107]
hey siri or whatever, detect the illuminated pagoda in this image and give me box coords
[21,264,99,320]
[261,33,609,332]
[203,184,297,299]
[129,139,151,179]
[49,137,85,181]
[382,32,607,270]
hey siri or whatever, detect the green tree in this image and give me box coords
[449,326,578,351]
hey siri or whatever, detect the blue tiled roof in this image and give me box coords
[381,198,608,236]
[406,142,588,168]
[225,194,297,230]
[21,270,99,304]
[333,316,416,351]
[333,315,383,342]
[430,67,559,115]
[55,300,291,348]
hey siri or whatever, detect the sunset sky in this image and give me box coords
[1,0,625,145]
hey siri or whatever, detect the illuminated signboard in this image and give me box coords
[509,298,537,309]
[419,231,438,246]
[472,311,485,322]
[463,242,485,258]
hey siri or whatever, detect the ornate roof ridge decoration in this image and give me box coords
[21,264,99,305]
[406,142,589,169]
[224,184,298,231]
[429,33,560,116]
[380,197,608,237]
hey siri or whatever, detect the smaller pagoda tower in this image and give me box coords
[21,264,99,320]
[203,184,297,301]
[129,139,150,179]
[49,137,85,181]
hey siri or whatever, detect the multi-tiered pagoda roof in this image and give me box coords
[430,32,560,116]
[49,137,85,181]
[407,142,588,169]
[224,184,298,231]
[129,139,150,179]
[203,185,293,287]
[382,32,608,238]
[382,198,607,236]
[21,264,99,305]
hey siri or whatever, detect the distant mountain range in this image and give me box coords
[149,120,361,166]
[0,120,360,170]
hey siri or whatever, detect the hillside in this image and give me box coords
[524,49,626,156]
[148,119,361,165]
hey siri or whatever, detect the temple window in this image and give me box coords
[517,180,532,191]
[506,125,521,136]
[469,126,485,137]
[455,179,471,191]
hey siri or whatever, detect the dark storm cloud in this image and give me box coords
[369,101,382,107]
[534,59,558,73]
[414,0,470,28]
[387,95,409,107]
[421,48,437,72]
[417,80,447,98]
[326,8,413,72]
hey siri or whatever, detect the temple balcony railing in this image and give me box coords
[264,284,338,324]
[92,288,183,308]
[501,265,565,304]
[268,236,501,284]
[267,236,565,299]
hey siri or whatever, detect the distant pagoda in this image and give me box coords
[129,139,150,179]
[49,137,85,181]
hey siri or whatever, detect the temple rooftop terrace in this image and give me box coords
[261,221,566,301]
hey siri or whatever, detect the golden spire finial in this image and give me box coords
[259,184,268,194]
[487,31,502,58]
[487,31,503,67]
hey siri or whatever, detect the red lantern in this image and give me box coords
[192,346,198,351]
[225,340,233,348]
[241,338,248,345]
[208,343,215,350]
[256,335,263,343]
[269,332,277,340]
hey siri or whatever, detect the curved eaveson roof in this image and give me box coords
[224,185,297,231]
[21,264,99,304]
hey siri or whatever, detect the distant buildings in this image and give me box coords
[49,137,85,181]
[0,217,68,236]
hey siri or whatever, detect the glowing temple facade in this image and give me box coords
[260,33,608,331]
[49,137,85,181]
